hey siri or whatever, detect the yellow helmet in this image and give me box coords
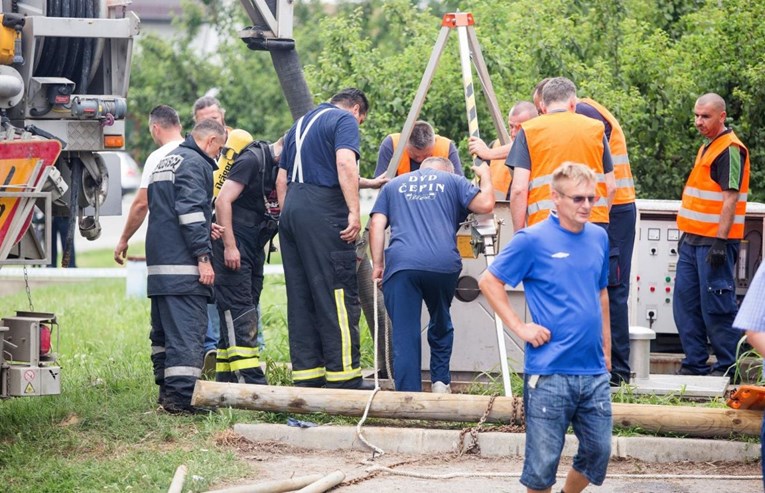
[213,128,253,196]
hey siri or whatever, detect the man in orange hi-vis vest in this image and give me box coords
[532,77,637,387]
[507,77,616,232]
[673,93,750,379]
[468,101,538,199]
[374,121,463,178]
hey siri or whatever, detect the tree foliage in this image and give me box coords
[128,0,763,201]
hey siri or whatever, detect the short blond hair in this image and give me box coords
[552,162,596,191]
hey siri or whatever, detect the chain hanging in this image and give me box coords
[23,265,34,311]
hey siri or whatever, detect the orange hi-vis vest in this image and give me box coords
[489,139,511,199]
[677,131,750,239]
[580,98,635,205]
[522,111,609,225]
[390,133,452,175]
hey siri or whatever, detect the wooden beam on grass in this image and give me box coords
[192,381,762,438]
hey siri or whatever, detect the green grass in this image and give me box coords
[0,271,380,492]
[0,279,279,492]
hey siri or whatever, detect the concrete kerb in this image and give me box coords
[233,423,761,463]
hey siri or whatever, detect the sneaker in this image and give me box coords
[675,366,704,376]
[431,381,451,394]
[202,350,216,380]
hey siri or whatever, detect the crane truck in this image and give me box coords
[0,0,138,398]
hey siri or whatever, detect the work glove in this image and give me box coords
[705,238,727,268]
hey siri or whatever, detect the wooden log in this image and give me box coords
[294,470,345,493]
[168,464,187,493]
[205,473,324,493]
[192,381,762,438]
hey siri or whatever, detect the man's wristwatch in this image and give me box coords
[198,254,210,263]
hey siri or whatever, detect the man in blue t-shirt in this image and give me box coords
[276,88,384,390]
[369,157,495,392]
[479,162,612,493]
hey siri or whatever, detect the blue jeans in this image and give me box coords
[383,269,460,392]
[608,203,636,384]
[761,413,765,491]
[522,373,612,490]
[204,303,220,354]
[206,303,265,353]
[673,240,740,373]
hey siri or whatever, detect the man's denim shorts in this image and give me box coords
[521,373,612,490]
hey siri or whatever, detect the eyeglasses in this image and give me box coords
[557,191,597,205]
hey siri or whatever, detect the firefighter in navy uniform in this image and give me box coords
[212,139,282,384]
[147,119,226,414]
[276,88,384,389]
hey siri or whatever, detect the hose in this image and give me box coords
[61,157,81,267]
[34,0,97,94]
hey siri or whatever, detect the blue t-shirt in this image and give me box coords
[279,103,361,188]
[488,213,609,375]
[371,168,479,282]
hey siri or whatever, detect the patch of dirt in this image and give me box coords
[208,437,763,493]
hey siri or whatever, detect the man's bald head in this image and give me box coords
[696,93,726,113]
[508,101,539,139]
[694,93,727,139]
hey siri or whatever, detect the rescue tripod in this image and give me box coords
[360,12,515,396]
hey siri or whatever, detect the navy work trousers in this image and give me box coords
[213,227,267,385]
[383,269,460,392]
[149,294,207,408]
[673,239,740,374]
[279,183,362,388]
[607,203,636,384]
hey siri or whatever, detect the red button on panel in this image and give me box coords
[665,287,671,293]
[650,286,656,292]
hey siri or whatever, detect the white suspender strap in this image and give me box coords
[292,108,333,183]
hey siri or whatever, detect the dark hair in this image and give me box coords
[330,88,370,115]
[191,118,226,140]
[193,96,224,120]
[149,105,180,128]
[409,121,435,150]
[532,78,552,101]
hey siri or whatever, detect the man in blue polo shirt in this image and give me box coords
[480,162,612,493]
[369,157,494,392]
[276,88,384,390]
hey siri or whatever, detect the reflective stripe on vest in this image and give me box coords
[523,111,609,225]
[165,366,202,378]
[390,133,452,175]
[677,131,750,239]
[580,98,635,205]
[178,212,205,225]
[147,265,200,276]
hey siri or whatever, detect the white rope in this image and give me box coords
[364,464,762,481]
[354,284,385,458]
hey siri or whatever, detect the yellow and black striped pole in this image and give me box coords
[451,13,483,168]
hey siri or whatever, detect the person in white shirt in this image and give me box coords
[114,105,184,264]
